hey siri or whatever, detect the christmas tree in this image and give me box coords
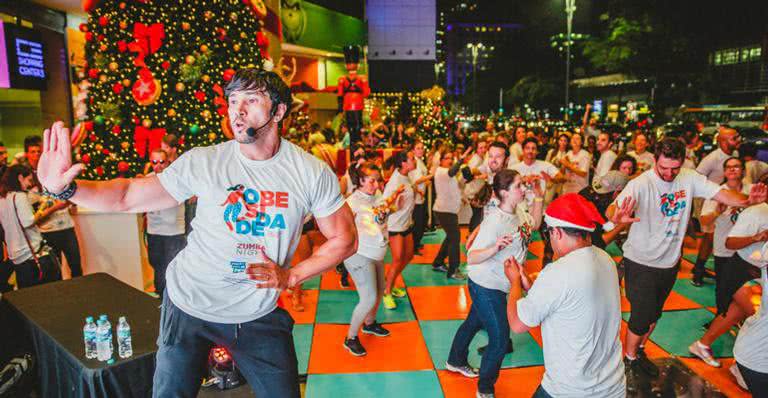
[77,0,271,179]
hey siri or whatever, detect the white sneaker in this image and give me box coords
[729,363,748,390]
[445,361,479,378]
[688,341,721,367]
[476,392,495,398]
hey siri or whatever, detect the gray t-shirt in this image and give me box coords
[157,139,344,323]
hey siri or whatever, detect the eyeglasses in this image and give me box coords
[151,160,166,164]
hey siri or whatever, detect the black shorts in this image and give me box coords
[302,219,316,234]
[388,227,413,238]
[715,254,761,315]
[624,257,679,336]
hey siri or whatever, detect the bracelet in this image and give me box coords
[533,197,544,203]
[42,181,78,201]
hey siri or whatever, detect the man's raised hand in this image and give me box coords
[39,122,85,193]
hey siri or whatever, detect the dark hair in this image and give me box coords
[557,226,590,239]
[224,68,292,120]
[0,164,33,198]
[522,137,539,150]
[598,131,612,142]
[740,143,758,159]
[611,154,637,174]
[385,150,410,170]
[24,135,41,152]
[474,169,520,208]
[723,156,743,171]
[654,138,685,161]
[349,162,381,189]
[488,141,510,158]
[162,134,179,149]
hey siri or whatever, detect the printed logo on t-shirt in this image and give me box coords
[729,207,744,224]
[660,190,686,217]
[230,261,246,273]
[221,184,289,237]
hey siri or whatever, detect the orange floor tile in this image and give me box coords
[279,289,318,325]
[407,285,472,321]
[620,290,702,312]
[438,366,545,398]
[413,243,467,265]
[319,267,406,291]
[307,322,434,374]
[679,358,750,398]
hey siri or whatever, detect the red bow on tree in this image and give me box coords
[128,23,165,67]
[133,125,166,158]
[213,84,228,115]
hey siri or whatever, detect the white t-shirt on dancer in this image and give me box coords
[734,267,768,373]
[0,192,42,264]
[467,206,533,293]
[628,150,655,172]
[517,246,625,398]
[615,168,721,269]
[383,170,414,232]
[562,149,591,194]
[346,190,388,261]
[594,150,617,181]
[728,203,768,267]
[157,139,344,323]
[701,183,751,258]
[433,166,462,214]
[697,148,737,185]
[511,160,559,205]
[409,157,428,205]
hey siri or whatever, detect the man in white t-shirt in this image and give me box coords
[506,193,626,398]
[511,138,559,207]
[627,132,655,173]
[594,131,617,181]
[465,140,489,232]
[35,69,357,397]
[607,138,765,386]
[506,127,526,168]
[144,148,187,298]
[692,126,741,285]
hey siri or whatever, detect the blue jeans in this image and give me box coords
[532,384,553,398]
[146,234,186,298]
[448,279,510,394]
[153,294,300,397]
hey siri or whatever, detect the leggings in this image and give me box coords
[345,254,386,337]
[434,211,461,276]
[412,203,427,248]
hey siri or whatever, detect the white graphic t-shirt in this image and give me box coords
[157,139,344,323]
[615,168,721,268]
[383,170,414,232]
[701,183,750,258]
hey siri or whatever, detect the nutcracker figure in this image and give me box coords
[337,45,370,146]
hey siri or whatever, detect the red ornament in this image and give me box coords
[101,149,110,155]
[112,125,122,135]
[95,166,104,176]
[82,154,91,164]
[132,116,140,125]
[83,121,94,132]
[112,83,124,94]
[117,161,130,173]
[256,30,269,48]
[79,23,88,32]
[117,41,128,52]
[82,0,100,12]
[89,134,98,142]
[131,69,161,106]
[88,68,100,79]
[97,34,105,42]
[98,16,109,27]
[161,61,171,70]
[194,90,206,102]
[222,69,236,82]
[85,32,94,42]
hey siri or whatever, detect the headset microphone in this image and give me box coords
[245,105,278,137]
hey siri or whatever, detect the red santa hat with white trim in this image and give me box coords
[544,193,613,232]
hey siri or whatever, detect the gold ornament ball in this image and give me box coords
[99,44,108,52]
[185,55,195,65]
[208,132,217,141]
[109,153,117,160]
[204,11,213,20]
[108,62,118,72]
[95,144,103,151]
[181,22,191,31]
[201,110,211,119]
[200,44,209,53]
[230,12,238,21]
[142,119,152,128]
[119,20,128,30]
[121,141,130,150]
[175,82,185,92]
[99,74,108,83]
[119,2,126,9]
[167,109,177,117]
[233,43,241,52]
[122,79,131,87]
[201,74,210,83]
[240,32,247,39]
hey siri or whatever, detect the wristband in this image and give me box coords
[43,181,78,201]
[533,197,544,203]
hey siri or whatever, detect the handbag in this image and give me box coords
[11,193,61,283]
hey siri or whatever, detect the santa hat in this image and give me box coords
[544,193,612,232]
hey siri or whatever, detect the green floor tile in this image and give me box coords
[293,324,313,375]
[302,275,321,290]
[682,254,715,271]
[306,371,443,398]
[605,242,623,257]
[419,320,544,370]
[672,279,717,308]
[622,309,733,358]
[315,290,416,324]
[420,229,446,245]
[401,264,468,287]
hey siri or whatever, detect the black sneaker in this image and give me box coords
[362,321,391,337]
[340,275,350,288]
[690,276,703,287]
[432,265,448,273]
[636,349,659,377]
[344,337,366,356]
[477,339,514,355]
[625,358,640,394]
[702,269,716,280]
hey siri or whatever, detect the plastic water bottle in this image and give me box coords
[96,320,111,361]
[99,314,114,356]
[83,316,97,359]
[117,316,133,359]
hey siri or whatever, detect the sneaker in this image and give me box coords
[343,337,366,356]
[383,294,397,310]
[729,363,748,390]
[445,361,479,378]
[362,321,390,337]
[702,269,716,280]
[688,341,721,367]
[476,392,495,398]
[448,272,467,281]
[690,277,703,287]
[636,349,659,377]
[340,276,350,288]
[432,265,448,273]
[391,287,407,298]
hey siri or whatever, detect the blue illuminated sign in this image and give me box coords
[3,24,47,90]
[15,38,45,79]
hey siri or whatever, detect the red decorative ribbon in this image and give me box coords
[128,23,165,67]
[133,125,166,158]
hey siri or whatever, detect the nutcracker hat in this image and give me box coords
[343,45,361,65]
[544,193,609,232]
